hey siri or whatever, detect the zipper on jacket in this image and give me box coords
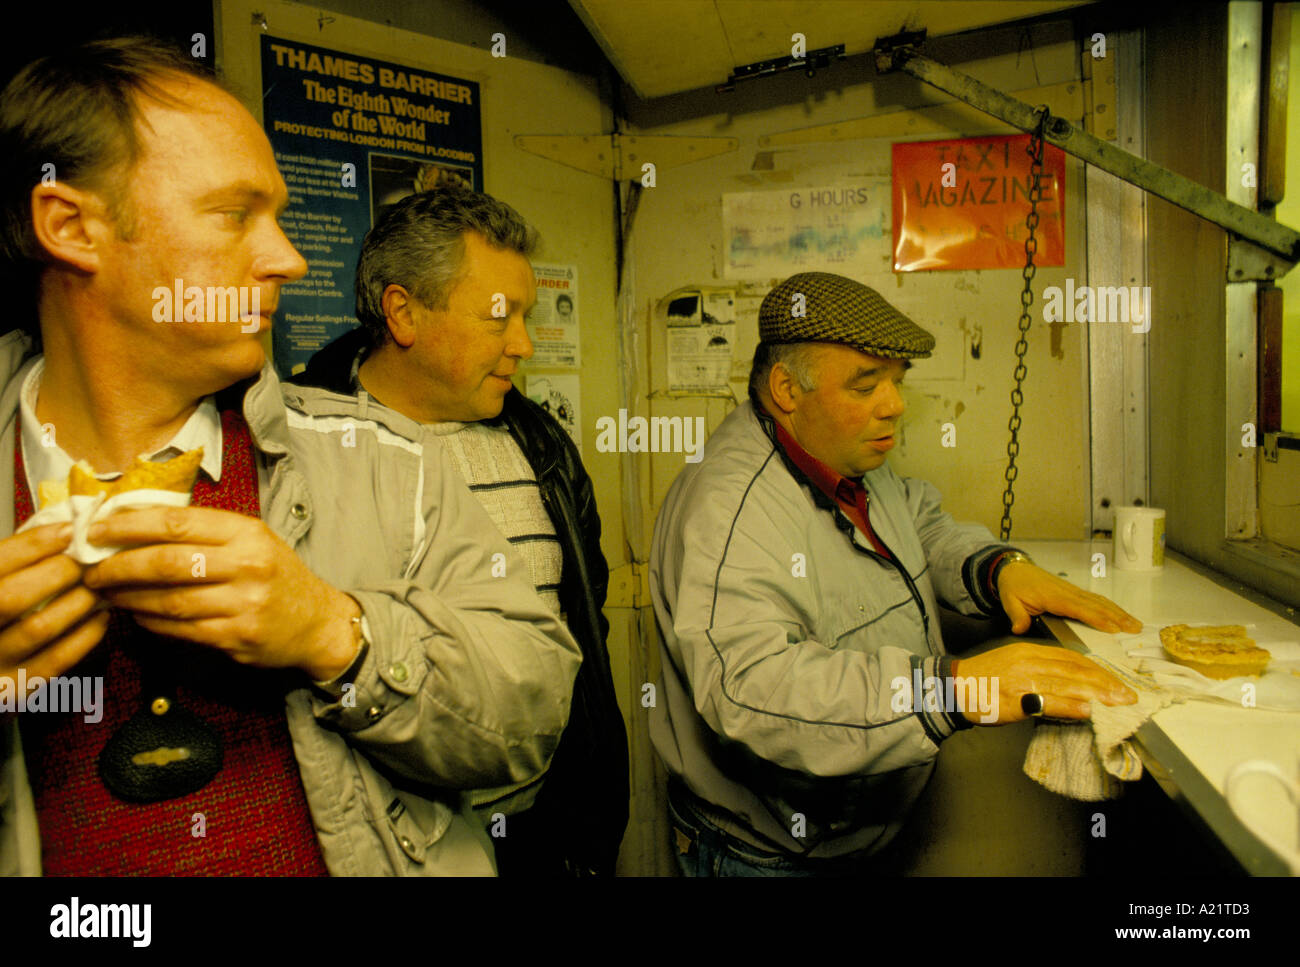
[751,405,936,653]
[848,496,932,648]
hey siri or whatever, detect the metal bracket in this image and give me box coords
[759,80,1082,146]
[1080,44,1116,141]
[607,561,650,608]
[1263,432,1279,463]
[513,133,738,181]
[873,29,927,73]
[719,43,847,92]
[1227,238,1294,282]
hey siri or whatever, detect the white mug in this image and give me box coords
[1225,759,1300,874]
[1113,506,1165,571]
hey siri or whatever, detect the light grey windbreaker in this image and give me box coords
[649,400,1021,860]
[0,331,582,875]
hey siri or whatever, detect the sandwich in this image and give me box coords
[1159,624,1271,680]
[38,448,204,510]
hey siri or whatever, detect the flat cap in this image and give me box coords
[758,272,935,359]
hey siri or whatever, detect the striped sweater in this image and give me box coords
[426,419,563,616]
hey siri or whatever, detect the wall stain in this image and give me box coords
[954,401,965,420]
[1049,320,1067,359]
[970,323,982,359]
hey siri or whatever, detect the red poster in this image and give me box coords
[891,134,1065,272]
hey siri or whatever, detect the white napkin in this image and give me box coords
[18,490,192,564]
[1120,626,1300,711]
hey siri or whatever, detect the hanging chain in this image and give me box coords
[998,109,1048,542]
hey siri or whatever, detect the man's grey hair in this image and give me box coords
[748,340,820,404]
[355,184,537,347]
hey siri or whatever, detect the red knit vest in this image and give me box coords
[16,407,329,875]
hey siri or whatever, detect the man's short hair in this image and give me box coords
[748,341,820,404]
[355,185,537,348]
[0,36,220,263]
[0,36,221,337]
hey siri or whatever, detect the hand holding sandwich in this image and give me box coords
[22,447,361,684]
[1,448,214,694]
[83,505,362,683]
[0,523,110,691]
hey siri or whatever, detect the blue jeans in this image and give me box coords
[668,785,859,877]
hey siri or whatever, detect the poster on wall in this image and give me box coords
[664,289,736,394]
[722,183,889,280]
[891,134,1065,272]
[261,36,483,375]
[527,264,580,367]
[525,374,582,455]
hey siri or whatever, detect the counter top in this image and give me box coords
[1017,539,1299,876]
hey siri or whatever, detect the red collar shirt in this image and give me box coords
[769,417,895,561]
[761,403,1012,613]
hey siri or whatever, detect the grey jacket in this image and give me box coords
[0,331,582,875]
[649,401,1018,860]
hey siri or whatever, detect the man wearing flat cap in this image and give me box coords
[648,271,1139,876]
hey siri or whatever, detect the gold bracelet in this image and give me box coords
[991,550,1033,593]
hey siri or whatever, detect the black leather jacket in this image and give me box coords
[290,329,630,875]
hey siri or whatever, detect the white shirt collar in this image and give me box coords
[19,356,224,499]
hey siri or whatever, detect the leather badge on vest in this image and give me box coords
[98,692,223,803]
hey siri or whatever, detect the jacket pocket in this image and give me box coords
[357,762,458,873]
[828,595,917,652]
[383,794,451,866]
[384,790,497,877]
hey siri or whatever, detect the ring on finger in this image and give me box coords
[1020,692,1046,717]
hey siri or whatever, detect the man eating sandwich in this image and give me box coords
[0,35,580,876]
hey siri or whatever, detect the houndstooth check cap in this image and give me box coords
[758,272,935,359]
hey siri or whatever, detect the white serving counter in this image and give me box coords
[1018,539,1299,876]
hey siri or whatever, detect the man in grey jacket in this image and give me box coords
[649,271,1139,876]
[291,187,629,877]
[0,37,579,875]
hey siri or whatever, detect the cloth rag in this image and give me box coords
[1022,654,1178,801]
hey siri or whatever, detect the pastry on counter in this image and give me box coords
[1159,624,1271,680]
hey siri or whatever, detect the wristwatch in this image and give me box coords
[312,613,371,695]
[990,550,1033,593]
